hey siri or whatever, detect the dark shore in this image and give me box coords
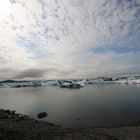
[0,109,140,140]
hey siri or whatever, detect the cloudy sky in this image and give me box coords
[0,0,140,80]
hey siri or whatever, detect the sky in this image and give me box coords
[0,0,140,80]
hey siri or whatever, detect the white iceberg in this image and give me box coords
[114,76,140,84]
[60,80,84,89]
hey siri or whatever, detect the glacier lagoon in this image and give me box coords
[0,84,140,128]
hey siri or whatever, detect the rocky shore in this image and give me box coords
[0,109,140,140]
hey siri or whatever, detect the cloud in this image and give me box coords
[3,67,76,80]
[0,0,140,80]
[14,68,47,79]
[9,0,16,4]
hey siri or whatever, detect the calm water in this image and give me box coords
[0,84,140,128]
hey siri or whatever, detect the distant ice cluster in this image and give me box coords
[0,76,140,89]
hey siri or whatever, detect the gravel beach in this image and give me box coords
[1,109,140,140]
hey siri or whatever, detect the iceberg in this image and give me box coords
[60,80,84,89]
[114,76,140,84]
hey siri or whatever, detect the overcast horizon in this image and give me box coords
[0,0,140,80]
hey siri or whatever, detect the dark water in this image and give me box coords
[0,84,140,128]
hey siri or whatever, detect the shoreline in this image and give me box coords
[1,109,140,140]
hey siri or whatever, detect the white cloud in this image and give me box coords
[0,0,140,80]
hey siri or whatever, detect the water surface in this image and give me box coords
[0,84,140,128]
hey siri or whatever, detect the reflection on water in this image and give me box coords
[0,84,140,128]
